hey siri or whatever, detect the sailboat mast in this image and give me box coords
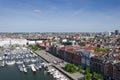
[10,40,11,59]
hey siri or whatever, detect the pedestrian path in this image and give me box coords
[34,50,84,80]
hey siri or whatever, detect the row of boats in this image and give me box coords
[0,48,52,73]
[0,48,45,73]
[0,47,69,80]
[18,63,69,80]
[18,64,39,73]
[0,47,41,67]
[18,62,53,73]
[0,59,39,67]
[47,67,68,80]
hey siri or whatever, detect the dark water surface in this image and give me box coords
[0,65,55,80]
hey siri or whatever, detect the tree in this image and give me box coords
[65,63,77,73]
[77,65,83,72]
[96,74,103,80]
[83,68,92,80]
[85,68,90,74]
[94,35,98,39]
[93,72,103,80]
[28,44,39,51]
[93,47,109,54]
[93,72,98,79]
[84,73,92,80]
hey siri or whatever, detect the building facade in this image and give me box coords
[113,62,120,80]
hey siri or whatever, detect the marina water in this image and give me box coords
[0,48,56,80]
[0,65,55,80]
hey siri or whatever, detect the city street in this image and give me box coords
[34,50,84,80]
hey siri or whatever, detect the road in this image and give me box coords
[33,50,84,80]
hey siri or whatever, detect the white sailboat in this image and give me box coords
[0,57,3,60]
[23,67,27,73]
[1,61,5,66]
[6,60,15,65]
[0,61,5,67]
[30,64,36,72]
[18,65,24,72]
[16,60,23,64]
[31,58,36,62]
[6,40,15,66]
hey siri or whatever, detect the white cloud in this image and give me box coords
[33,9,42,14]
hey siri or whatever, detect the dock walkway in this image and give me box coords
[33,50,84,80]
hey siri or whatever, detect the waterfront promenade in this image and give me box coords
[33,50,84,80]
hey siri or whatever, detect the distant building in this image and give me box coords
[115,30,119,35]
[62,40,77,46]
[50,42,64,56]
[27,40,36,45]
[37,40,51,51]
[69,41,77,46]
[76,49,95,69]
[0,38,27,46]
[61,39,67,43]
[58,45,81,65]
[104,31,112,36]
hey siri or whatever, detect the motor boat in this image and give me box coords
[6,60,15,65]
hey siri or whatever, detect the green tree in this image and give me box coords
[85,68,90,74]
[93,72,98,79]
[65,63,77,73]
[94,35,98,39]
[96,74,103,80]
[28,44,39,51]
[93,72,103,80]
[77,65,83,72]
[84,73,92,80]
[93,47,109,54]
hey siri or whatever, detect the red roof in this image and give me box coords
[94,52,103,56]
[83,47,93,50]
[60,46,105,56]
[60,45,81,53]
[60,47,65,51]
[67,48,75,53]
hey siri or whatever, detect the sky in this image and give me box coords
[0,0,120,32]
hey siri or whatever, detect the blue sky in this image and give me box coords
[0,0,120,32]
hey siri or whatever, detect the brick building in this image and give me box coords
[90,56,115,80]
[113,62,120,80]
[37,40,51,51]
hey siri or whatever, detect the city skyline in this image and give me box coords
[0,0,120,32]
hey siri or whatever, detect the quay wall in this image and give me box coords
[32,50,75,80]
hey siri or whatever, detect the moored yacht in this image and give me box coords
[16,60,23,64]
[18,65,24,72]
[6,60,15,65]
[0,57,3,60]
[31,58,36,62]
[0,61,5,67]
[23,67,27,73]
[1,61,5,66]
[30,64,36,72]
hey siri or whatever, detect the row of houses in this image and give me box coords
[50,43,99,67]
[49,43,120,80]
[37,41,120,80]
[90,56,120,80]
